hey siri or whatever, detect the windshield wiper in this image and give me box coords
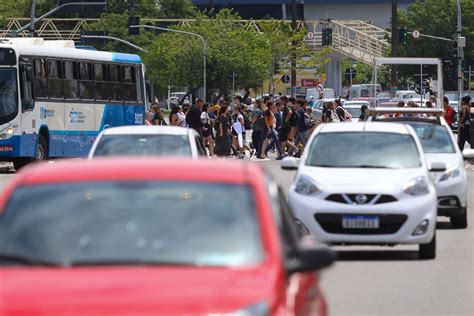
[0,253,60,266]
[310,164,391,169]
[345,165,392,169]
[68,258,195,267]
[310,164,339,168]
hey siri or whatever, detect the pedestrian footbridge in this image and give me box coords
[304,19,390,65]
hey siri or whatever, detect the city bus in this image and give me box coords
[0,38,147,170]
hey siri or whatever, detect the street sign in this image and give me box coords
[301,79,317,87]
[306,31,315,40]
[316,83,324,92]
[412,30,420,39]
[281,75,291,84]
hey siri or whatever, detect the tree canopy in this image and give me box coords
[396,0,473,90]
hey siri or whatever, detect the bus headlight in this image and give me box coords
[6,127,14,135]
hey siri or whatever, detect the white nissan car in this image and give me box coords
[282,122,443,259]
[373,116,469,228]
[88,126,206,159]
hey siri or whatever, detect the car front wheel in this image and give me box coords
[419,233,436,260]
[451,209,467,229]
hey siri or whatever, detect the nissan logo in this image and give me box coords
[355,194,368,204]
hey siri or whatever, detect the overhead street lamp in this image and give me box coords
[80,35,148,53]
[12,2,106,37]
[130,25,208,102]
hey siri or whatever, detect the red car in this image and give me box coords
[0,158,334,316]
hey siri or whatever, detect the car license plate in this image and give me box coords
[342,215,379,229]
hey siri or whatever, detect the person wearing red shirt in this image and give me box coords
[443,96,455,126]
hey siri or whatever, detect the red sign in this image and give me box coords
[301,79,317,87]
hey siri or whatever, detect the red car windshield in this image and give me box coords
[0,181,264,267]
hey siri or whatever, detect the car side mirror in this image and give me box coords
[462,149,474,160]
[429,161,446,172]
[281,156,299,170]
[287,245,336,273]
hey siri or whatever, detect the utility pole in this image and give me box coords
[390,0,398,95]
[290,0,297,98]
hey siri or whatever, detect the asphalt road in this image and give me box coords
[0,160,472,316]
[260,159,474,316]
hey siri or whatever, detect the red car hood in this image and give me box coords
[0,266,280,316]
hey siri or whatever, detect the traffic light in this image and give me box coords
[321,28,333,46]
[452,39,459,58]
[274,62,280,74]
[128,16,140,36]
[398,28,408,46]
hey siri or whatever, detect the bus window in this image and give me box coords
[64,61,78,100]
[33,58,47,98]
[108,64,122,102]
[47,60,63,99]
[19,58,34,111]
[93,63,108,101]
[122,65,137,103]
[79,62,93,100]
[135,66,143,104]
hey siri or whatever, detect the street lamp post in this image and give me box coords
[12,2,106,37]
[80,35,148,52]
[130,25,207,102]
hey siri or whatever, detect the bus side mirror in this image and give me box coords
[22,99,34,112]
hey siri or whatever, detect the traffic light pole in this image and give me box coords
[290,0,297,98]
[130,25,207,102]
[390,0,398,95]
[455,0,463,110]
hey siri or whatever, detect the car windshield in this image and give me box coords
[0,181,263,267]
[0,68,18,121]
[307,132,421,168]
[93,134,192,157]
[404,122,455,153]
[345,107,362,118]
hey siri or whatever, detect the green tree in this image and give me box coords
[0,0,32,27]
[143,10,271,98]
[395,0,474,90]
[257,20,331,93]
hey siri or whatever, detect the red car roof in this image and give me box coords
[15,158,263,186]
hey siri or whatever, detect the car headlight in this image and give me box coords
[295,176,322,195]
[403,177,429,196]
[438,164,461,182]
[232,302,269,316]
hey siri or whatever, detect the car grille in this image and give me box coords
[315,213,407,235]
[326,194,397,205]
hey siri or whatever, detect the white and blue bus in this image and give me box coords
[0,38,146,170]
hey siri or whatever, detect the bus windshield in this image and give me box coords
[0,68,18,122]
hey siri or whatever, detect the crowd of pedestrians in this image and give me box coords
[145,93,474,158]
[145,94,357,160]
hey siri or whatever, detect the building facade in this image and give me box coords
[192,0,416,28]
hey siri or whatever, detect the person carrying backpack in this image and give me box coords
[186,99,204,135]
[335,98,351,122]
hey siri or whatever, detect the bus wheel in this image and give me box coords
[12,158,30,171]
[35,136,48,161]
